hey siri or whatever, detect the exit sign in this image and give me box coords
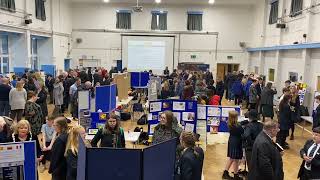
[191,55,197,59]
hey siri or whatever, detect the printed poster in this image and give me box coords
[197,106,206,120]
[208,107,221,117]
[173,102,186,111]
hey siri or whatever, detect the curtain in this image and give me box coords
[268,0,278,24]
[116,12,131,29]
[290,0,303,17]
[151,13,167,30]
[0,0,15,12]
[187,14,202,31]
[35,0,46,21]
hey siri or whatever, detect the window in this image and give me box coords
[290,0,303,17]
[151,11,167,30]
[254,66,259,74]
[187,12,203,31]
[116,11,131,29]
[268,68,275,82]
[0,35,10,74]
[0,0,15,12]
[269,0,279,24]
[35,0,46,21]
[31,38,39,70]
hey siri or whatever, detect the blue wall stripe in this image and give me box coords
[247,43,320,52]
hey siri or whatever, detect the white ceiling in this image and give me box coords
[71,0,258,5]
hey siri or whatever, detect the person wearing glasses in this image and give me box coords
[298,127,320,180]
[152,110,182,145]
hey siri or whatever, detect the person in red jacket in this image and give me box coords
[208,89,220,105]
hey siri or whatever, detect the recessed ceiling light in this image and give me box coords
[155,0,161,4]
[209,0,215,4]
[103,0,109,3]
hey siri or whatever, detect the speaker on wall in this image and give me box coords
[25,19,32,24]
[276,23,286,29]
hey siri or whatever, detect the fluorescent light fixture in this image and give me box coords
[155,0,161,3]
[103,0,109,3]
[209,0,215,4]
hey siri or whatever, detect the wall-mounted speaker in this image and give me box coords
[25,19,32,25]
[276,23,286,29]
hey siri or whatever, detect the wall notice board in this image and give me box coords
[197,105,241,132]
[148,100,198,135]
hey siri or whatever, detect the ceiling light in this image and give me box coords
[103,0,109,3]
[209,0,215,4]
[155,0,161,4]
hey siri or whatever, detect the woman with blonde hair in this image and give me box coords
[222,111,244,180]
[65,125,85,180]
[9,81,27,122]
[8,120,43,161]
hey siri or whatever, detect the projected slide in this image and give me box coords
[128,41,166,71]
[122,36,174,75]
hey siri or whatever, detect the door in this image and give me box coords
[217,64,226,80]
[64,59,71,71]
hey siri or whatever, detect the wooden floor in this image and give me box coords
[39,99,313,180]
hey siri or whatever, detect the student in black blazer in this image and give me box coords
[176,131,204,180]
[49,117,69,180]
[313,95,320,129]
[298,127,320,180]
[276,95,292,149]
[248,119,284,180]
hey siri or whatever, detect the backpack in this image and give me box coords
[134,127,149,145]
[137,114,148,125]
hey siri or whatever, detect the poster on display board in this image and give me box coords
[297,82,308,105]
[0,141,37,180]
[148,100,197,135]
[197,105,241,133]
[78,90,91,131]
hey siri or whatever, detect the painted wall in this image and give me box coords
[70,3,254,76]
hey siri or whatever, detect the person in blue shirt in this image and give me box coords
[232,77,243,106]
[11,75,17,88]
[244,77,253,108]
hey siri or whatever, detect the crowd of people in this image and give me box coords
[0,66,320,180]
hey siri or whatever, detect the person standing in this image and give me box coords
[289,85,300,140]
[298,127,320,180]
[65,125,86,180]
[242,110,263,171]
[49,117,69,180]
[36,83,48,124]
[25,91,43,137]
[261,82,277,121]
[0,78,11,116]
[276,95,292,149]
[313,95,320,129]
[9,81,27,122]
[232,77,243,106]
[222,111,244,180]
[69,78,81,118]
[164,66,170,76]
[255,77,263,113]
[249,79,259,110]
[46,75,55,104]
[53,78,64,115]
[248,119,284,180]
[216,77,225,105]
[175,131,204,180]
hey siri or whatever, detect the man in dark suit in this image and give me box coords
[313,95,320,129]
[298,127,320,180]
[248,119,284,180]
[243,109,263,171]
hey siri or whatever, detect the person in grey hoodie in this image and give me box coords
[53,78,64,114]
[9,81,27,122]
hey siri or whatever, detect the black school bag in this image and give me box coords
[137,114,148,125]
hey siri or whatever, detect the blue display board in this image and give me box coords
[90,112,109,129]
[87,148,142,180]
[77,136,87,180]
[197,105,241,132]
[0,141,37,180]
[148,100,198,134]
[130,72,150,88]
[13,67,27,77]
[95,84,117,112]
[143,138,177,180]
[41,65,56,77]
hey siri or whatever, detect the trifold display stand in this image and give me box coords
[77,137,177,180]
[78,90,92,131]
[130,72,150,88]
[0,141,37,180]
[113,73,131,101]
[197,105,241,133]
[95,84,117,112]
[148,100,198,135]
[147,77,161,101]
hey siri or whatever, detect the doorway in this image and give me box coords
[216,63,239,80]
